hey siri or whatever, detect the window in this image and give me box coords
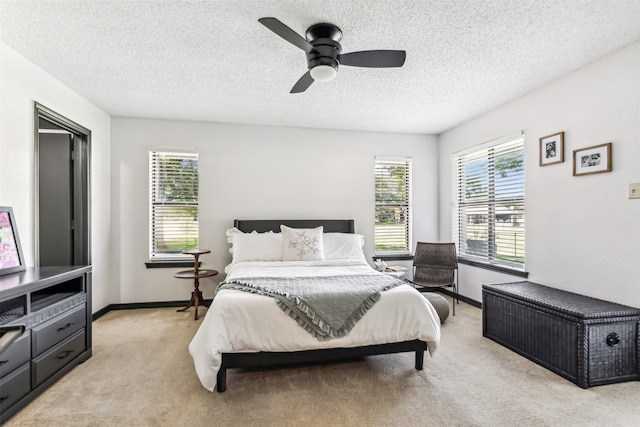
[452,134,525,269]
[375,157,412,255]
[149,150,199,261]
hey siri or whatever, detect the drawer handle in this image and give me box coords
[56,350,75,359]
[0,396,9,403]
[606,332,620,347]
[57,322,75,332]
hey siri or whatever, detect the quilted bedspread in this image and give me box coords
[217,274,403,340]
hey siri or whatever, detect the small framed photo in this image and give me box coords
[573,143,612,176]
[0,206,26,276]
[539,132,564,166]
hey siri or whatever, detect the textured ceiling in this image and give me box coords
[2,0,640,134]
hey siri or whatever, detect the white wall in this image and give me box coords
[0,42,114,312]
[111,118,438,303]
[7,34,636,311]
[438,41,640,307]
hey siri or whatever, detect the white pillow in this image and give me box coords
[323,233,367,263]
[226,227,283,262]
[281,225,325,261]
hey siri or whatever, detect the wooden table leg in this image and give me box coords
[177,277,204,320]
[176,292,194,313]
[174,260,217,321]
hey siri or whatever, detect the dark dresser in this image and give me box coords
[0,266,92,422]
[482,281,640,388]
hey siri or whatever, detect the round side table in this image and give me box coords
[382,266,408,279]
[174,249,218,320]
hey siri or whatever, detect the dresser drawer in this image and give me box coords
[0,363,30,414]
[0,330,30,378]
[32,304,86,356]
[32,329,85,388]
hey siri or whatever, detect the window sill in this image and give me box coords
[458,257,529,278]
[145,261,200,269]
[373,254,414,261]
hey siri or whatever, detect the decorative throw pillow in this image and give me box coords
[226,228,283,263]
[281,225,325,261]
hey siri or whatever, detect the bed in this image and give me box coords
[189,219,441,392]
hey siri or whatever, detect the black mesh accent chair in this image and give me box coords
[411,242,459,315]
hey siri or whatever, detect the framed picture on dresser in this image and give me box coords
[0,206,26,276]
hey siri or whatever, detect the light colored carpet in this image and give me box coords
[6,301,640,426]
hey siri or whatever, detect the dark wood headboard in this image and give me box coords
[233,219,354,234]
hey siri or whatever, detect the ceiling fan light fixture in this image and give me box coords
[259,17,406,93]
[310,64,337,82]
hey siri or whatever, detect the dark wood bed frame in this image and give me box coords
[215,219,428,392]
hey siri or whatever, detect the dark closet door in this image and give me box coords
[38,133,74,266]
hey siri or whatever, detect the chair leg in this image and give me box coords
[452,274,459,316]
[452,292,455,316]
[452,281,457,316]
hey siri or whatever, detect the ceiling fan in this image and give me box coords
[258,17,406,93]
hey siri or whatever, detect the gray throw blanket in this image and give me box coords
[217,274,404,341]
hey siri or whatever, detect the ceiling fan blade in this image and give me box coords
[259,17,313,53]
[290,71,314,93]
[339,50,406,68]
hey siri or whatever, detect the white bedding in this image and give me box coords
[189,260,441,391]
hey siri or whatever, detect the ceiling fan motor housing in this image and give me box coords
[258,17,406,92]
[305,23,343,73]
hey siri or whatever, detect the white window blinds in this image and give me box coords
[149,150,199,260]
[453,135,525,268]
[375,157,412,255]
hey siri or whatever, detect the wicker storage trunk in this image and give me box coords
[482,281,640,388]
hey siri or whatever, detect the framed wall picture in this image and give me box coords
[573,143,612,176]
[0,206,26,276]
[539,131,564,166]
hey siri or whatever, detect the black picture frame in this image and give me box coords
[0,206,26,276]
